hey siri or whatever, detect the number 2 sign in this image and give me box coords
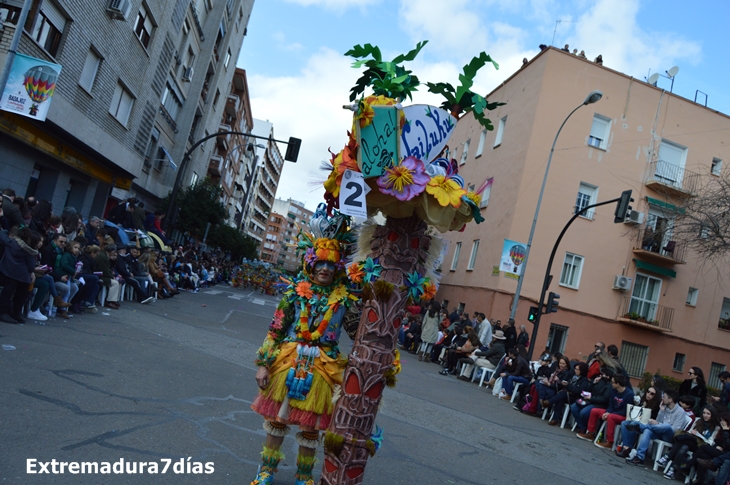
[339,169,368,219]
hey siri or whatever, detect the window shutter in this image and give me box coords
[40,0,66,31]
[589,117,606,138]
[79,50,100,92]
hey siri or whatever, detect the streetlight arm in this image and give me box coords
[508,101,587,322]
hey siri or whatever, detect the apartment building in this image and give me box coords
[260,198,312,272]
[438,47,730,385]
[0,0,253,217]
[240,118,284,244]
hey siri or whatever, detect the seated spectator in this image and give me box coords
[640,386,662,420]
[536,356,572,414]
[473,330,506,375]
[621,389,686,465]
[498,347,532,401]
[544,362,590,425]
[85,216,102,246]
[576,373,634,449]
[586,342,605,379]
[149,250,177,298]
[678,394,697,425]
[660,405,720,480]
[438,326,468,375]
[0,228,41,324]
[442,325,479,377]
[94,244,122,309]
[60,239,100,313]
[694,413,730,484]
[402,314,422,352]
[115,246,153,304]
[651,373,667,394]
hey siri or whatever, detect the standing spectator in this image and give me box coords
[587,342,605,379]
[448,307,459,324]
[679,366,708,413]
[94,244,122,309]
[85,216,102,246]
[30,199,53,234]
[502,319,517,352]
[0,228,41,323]
[2,188,25,231]
[477,313,492,347]
[418,301,441,361]
[516,324,530,348]
[145,210,171,245]
[711,371,730,409]
[132,202,146,231]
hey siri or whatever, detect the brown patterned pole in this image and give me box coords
[320,214,430,485]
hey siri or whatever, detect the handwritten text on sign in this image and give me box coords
[358,106,398,179]
[400,105,456,165]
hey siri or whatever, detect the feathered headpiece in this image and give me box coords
[296,203,355,278]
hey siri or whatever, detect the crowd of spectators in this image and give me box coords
[0,189,244,323]
[399,301,730,484]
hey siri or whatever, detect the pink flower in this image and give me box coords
[377,156,430,201]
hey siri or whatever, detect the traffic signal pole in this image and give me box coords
[526,194,628,360]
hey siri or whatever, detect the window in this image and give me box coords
[184,46,196,71]
[709,363,727,389]
[629,273,662,322]
[109,82,134,126]
[29,0,65,57]
[619,341,649,378]
[457,302,466,314]
[575,182,598,219]
[450,242,462,271]
[79,49,101,93]
[182,18,190,35]
[143,127,159,171]
[467,240,479,271]
[559,253,584,289]
[213,89,220,107]
[460,139,470,165]
[494,116,507,147]
[712,158,723,176]
[224,48,232,68]
[547,324,569,354]
[673,353,686,372]
[479,178,493,209]
[655,140,688,189]
[134,5,154,49]
[720,298,730,329]
[475,129,487,157]
[161,83,183,120]
[588,115,610,149]
[686,287,699,307]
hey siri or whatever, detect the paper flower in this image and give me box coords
[296,281,313,299]
[304,247,317,266]
[347,262,365,284]
[328,284,349,305]
[461,194,485,224]
[362,257,382,284]
[271,309,285,330]
[404,271,426,300]
[426,175,466,208]
[376,156,429,201]
[356,99,375,127]
[421,280,438,300]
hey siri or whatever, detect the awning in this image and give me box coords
[633,258,676,278]
[645,196,685,214]
[160,146,177,171]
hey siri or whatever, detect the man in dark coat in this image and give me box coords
[2,189,25,232]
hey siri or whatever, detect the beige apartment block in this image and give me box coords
[437,47,730,385]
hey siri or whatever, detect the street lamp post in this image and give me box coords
[507,90,603,325]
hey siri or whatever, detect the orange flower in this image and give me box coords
[295,281,313,299]
[347,263,365,284]
[421,281,438,301]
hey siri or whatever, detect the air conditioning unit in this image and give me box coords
[613,275,632,291]
[107,0,132,20]
[623,210,644,225]
[182,67,194,82]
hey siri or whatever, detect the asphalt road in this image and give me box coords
[0,286,665,484]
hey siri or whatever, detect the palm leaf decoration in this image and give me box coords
[426,52,505,130]
[345,41,428,102]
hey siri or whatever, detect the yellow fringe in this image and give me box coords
[324,432,345,456]
[262,370,336,416]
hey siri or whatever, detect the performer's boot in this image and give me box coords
[250,445,283,485]
[294,431,319,485]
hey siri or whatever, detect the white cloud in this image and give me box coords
[568,0,701,78]
[272,31,304,52]
[248,48,361,210]
[281,0,382,12]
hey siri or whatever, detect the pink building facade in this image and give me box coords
[437,47,730,386]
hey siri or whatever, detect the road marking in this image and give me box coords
[252,299,265,305]
[205,290,223,295]
[227,295,243,300]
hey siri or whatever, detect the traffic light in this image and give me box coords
[285,137,302,162]
[546,292,560,313]
[528,306,539,323]
[614,189,634,223]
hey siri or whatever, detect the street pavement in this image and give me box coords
[1,286,665,484]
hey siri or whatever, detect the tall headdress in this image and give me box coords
[296,203,355,279]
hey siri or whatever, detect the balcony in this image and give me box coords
[208,155,224,177]
[217,124,231,150]
[617,296,674,332]
[645,161,700,198]
[225,94,239,117]
[633,227,686,264]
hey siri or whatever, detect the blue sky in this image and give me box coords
[237,0,730,210]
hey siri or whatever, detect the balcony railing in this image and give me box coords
[618,296,674,332]
[645,160,700,197]
[208,155,224,177]
[633,226,686,264]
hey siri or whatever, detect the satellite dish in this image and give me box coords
[667,66,679,77]
[647,73,660,86]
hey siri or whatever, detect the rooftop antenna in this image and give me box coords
[551,19,577,46]
[646,66,679,92]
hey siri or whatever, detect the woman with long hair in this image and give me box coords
[660,405,720,480]
[679,366,708,413]
[418,301,441,361]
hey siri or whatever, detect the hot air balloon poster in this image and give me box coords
[499,239,527,276]
[0,53,62,121]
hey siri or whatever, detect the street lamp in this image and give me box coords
[507,90,603,324]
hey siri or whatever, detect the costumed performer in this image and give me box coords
[250,205,359,485]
